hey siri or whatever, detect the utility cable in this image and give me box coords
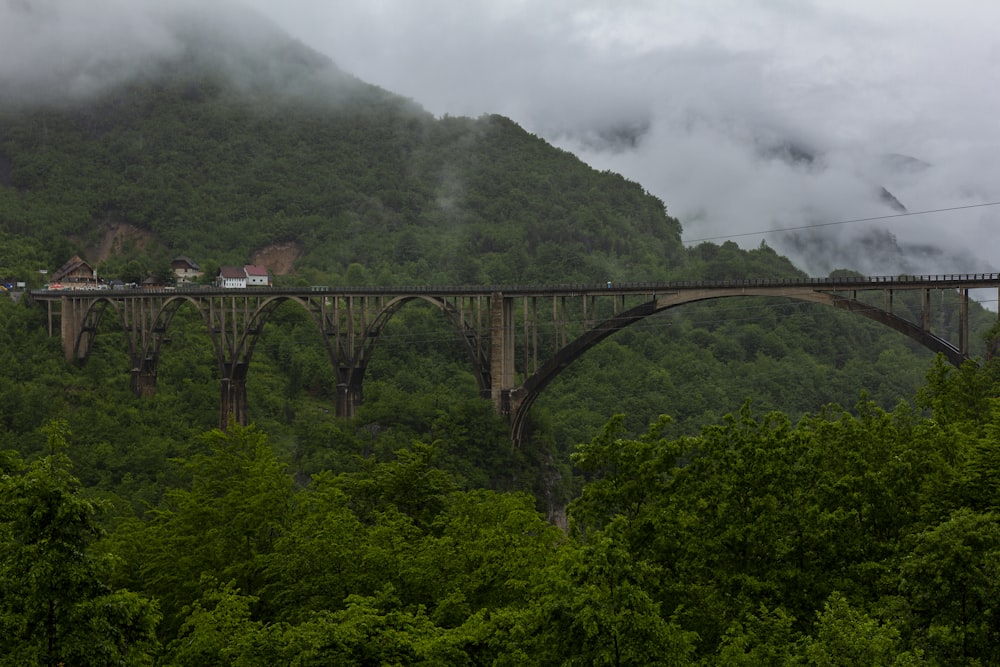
[682,201,1000,244]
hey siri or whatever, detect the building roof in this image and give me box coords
[51,255,95,282]
[244,265,270,277]
[172,256,201,270]
[218,266,246,279]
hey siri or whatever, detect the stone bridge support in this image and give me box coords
[219,361,249,428]
[490,293,516,414]
[201,295,287,429]
[58,296,91,361]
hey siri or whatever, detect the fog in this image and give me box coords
[0,0,299,101]
[0,0,184,100]
[4,0,1000,288]
[243,0,1000,283]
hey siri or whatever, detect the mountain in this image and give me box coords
[0,3,994,454]
[0,6,683,286]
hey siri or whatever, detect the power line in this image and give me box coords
[682,201,1000,244]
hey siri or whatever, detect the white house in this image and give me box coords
[216,266,248,289]
[216,265,272,288]
[245,264,271,287]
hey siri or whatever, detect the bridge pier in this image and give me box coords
[960,289,969,355]
[489,293,516,412]
[921,289,931,329]
[220,362,249,429]
[335,381,363,419]
[130,360,158,398]
[59,297,91,361]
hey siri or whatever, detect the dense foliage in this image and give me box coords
[4,347,1000,664]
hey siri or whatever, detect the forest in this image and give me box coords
[3,296,1000,664]
[2,13,1000,665]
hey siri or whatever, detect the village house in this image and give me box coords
[171,256,203,283]
[142,275,170,290]
[216,266,248,289]
[216,265,272,289]
[50,255,98,289]
[245,265,271,287]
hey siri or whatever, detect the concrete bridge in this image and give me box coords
[29,274,1000,443]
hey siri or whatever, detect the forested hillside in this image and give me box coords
[0,38,682,286]
[2,10,1000,663]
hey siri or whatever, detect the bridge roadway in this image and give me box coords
[29,273,1000,444]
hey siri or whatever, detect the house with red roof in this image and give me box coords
[244,264,271,287]
[215,265,272,289]
[216,266,248,289]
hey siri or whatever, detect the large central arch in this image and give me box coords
[506,288,967,444]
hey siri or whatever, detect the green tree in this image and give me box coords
[332,440,458,527]
[569,413,677,535]
[899,509,1000,664]
[0,420,159,666]
[793,593,927,667]
[516,518,697,667]
[426,489,563,619]
[161,579,264,667]
[128,424,294,634]
[798,592,925,666]
[265,472,370,619]
[714,605,800,667]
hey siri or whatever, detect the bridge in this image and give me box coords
[29,274,1000,443]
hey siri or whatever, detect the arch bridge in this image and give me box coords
[29,274,1000,444]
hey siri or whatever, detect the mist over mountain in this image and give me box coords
[280,0,996,283]
[560,112,995,279]
[4,0,997,291]
[777,226,992,278]
[0,0,372,108]
[0,0,687,289]
[6,0,996,288]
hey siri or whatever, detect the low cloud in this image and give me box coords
[6,0,1000,285]
[0,0,185,101]
[244,0,1000,280]
[0,0,306,104]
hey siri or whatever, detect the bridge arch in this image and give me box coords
[69,295,203,394]
[278,293,493,416]
[62,290,494,428]
[67,296,115,361]
[508,288,966,444]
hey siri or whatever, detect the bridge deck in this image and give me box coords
[27,272,1000,299]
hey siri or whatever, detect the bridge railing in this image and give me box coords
[27,273,1000,297]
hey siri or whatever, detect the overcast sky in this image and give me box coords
[240,0,1000,281]
[3,0,999,283]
